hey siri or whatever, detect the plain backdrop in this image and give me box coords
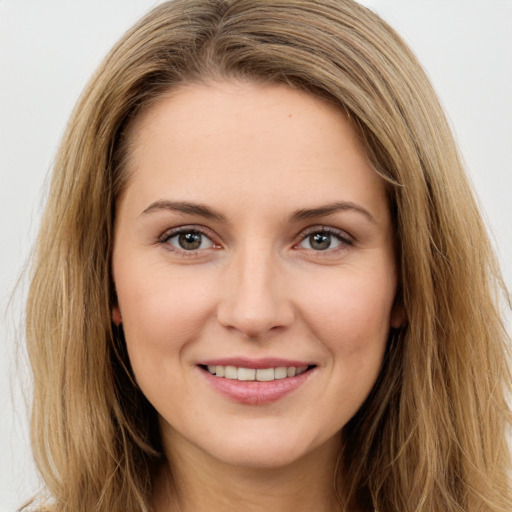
[1,1,511,510]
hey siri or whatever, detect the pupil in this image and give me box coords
[179,232,202,250]
[310,233,331,250]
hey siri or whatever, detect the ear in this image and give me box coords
[112,306,122,326]
[390,303,405,329]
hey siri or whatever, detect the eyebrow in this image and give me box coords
[140,199,376,224]
[140,200,226,221]
[289,201,377,224]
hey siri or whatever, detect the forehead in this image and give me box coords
[119,81,388,222]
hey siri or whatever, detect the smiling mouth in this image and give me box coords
[199,364,316,382]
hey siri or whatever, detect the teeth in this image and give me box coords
[296,365,308,375]
[237,367,256,381]
[225,366,237,379]
[274,367,287,380]
[204,365,311,381]
[256,368,275,381]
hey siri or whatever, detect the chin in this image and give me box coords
[212,443,305,469]
[187,424,340,471]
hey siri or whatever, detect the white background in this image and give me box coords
[1,1,511,510]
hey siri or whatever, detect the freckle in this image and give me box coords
[288,113,292,118]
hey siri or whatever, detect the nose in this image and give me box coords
[216,246,295,339]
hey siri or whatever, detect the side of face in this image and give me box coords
[112,80,400,469]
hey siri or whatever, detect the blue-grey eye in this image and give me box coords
[299,231,343,251]
[167,231,214,250]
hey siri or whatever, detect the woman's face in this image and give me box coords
[112,81,400,469]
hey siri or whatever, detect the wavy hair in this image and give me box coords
[25,1,511,511]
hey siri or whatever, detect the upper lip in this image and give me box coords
[198,357,315,369]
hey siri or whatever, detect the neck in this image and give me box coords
[153,432,342,512]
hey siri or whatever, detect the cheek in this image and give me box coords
[115,265,215,371]
[296,265,396,356]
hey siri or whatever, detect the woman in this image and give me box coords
[24,1,512,511]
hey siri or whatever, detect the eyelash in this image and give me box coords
[157,226,217,256]
[157,225,354,255]
[297,226,354,251]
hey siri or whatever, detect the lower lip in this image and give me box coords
[199,367,315,405]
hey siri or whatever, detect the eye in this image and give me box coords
[297,228,352,251]
[162,229,215,251]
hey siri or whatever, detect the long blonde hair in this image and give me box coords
[25,1,511,511]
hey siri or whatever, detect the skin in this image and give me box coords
[112,81,401,511]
